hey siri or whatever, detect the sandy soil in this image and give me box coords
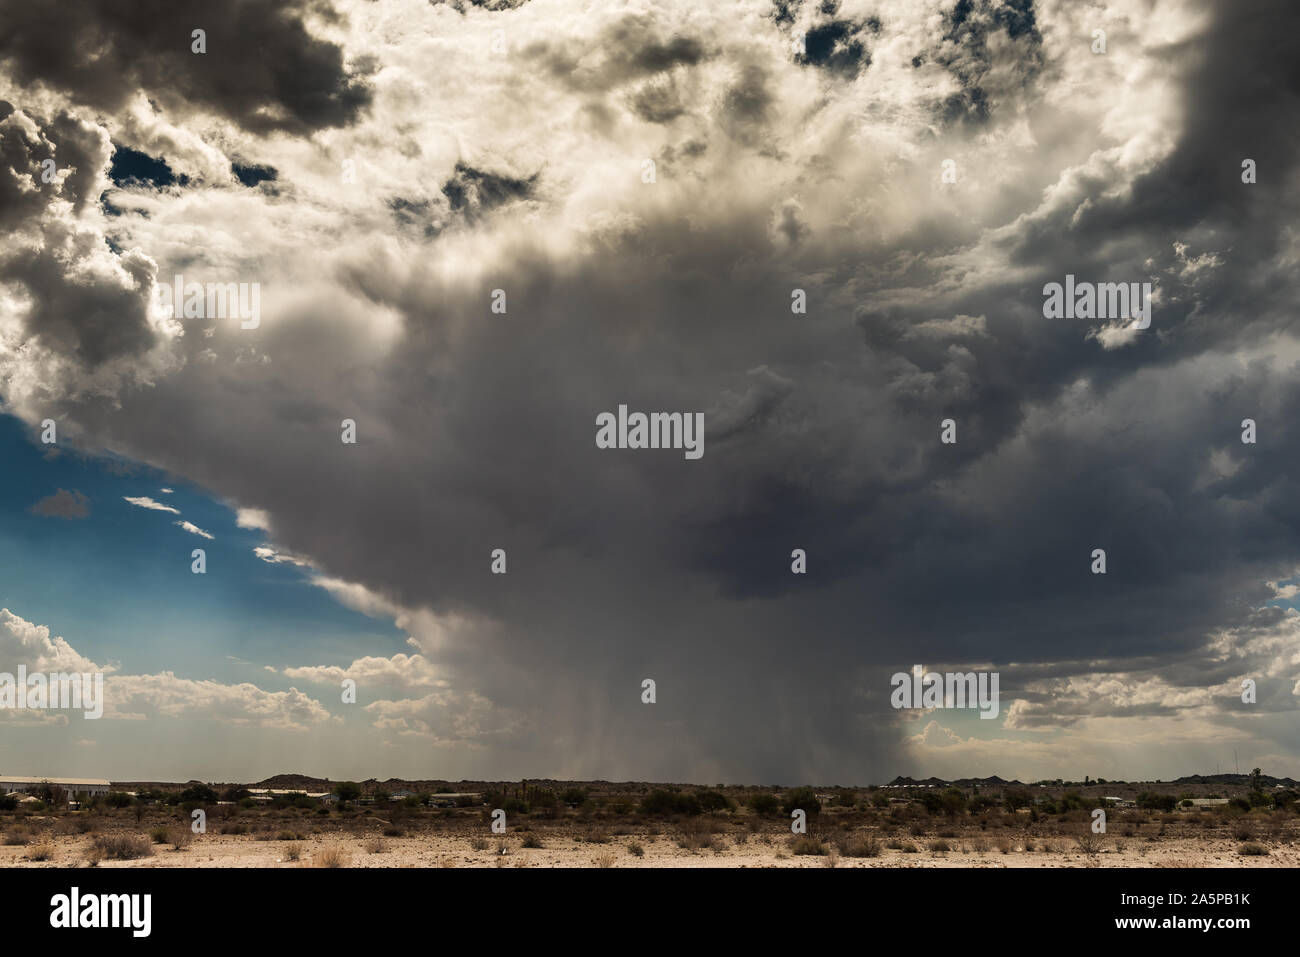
[3,830,1296,868]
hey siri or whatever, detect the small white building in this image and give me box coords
[246,788,339,805]
[0,776,111,798]
[429,792,483,807]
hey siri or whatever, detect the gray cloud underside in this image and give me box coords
[1,0,1298,782]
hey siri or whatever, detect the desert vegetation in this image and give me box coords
[1,774,1296,868]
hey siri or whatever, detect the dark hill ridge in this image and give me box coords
[885,773,1298,791]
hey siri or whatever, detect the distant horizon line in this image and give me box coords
[10,769,1287,790]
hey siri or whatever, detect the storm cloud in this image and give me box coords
[0,0,1297,784]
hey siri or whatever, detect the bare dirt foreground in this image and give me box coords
[3,809,1297,869]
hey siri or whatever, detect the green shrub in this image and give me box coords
[1136,792,1177,812]
[180,784,218,804]
[789,836,824,855]
[697,790,731,813]
[747,792,780,816]
[640,790,701,817]
[333,782,362,802]
[781,787,821,816]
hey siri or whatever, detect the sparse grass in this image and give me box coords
[790,836,824,855]
[284,842,303,862]
[364,837,386,854]
[677,818,718,852]
[168,827,193,851]
[94,833,153,860]
[593,850,616,868]
[1238,843,1269,856]
[0,787,1286,869]
[312,843,349,868]
[25,842,55,861]
[838,834,882,858]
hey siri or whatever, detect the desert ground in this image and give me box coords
[3,782,1297,868]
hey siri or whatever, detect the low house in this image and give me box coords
[1185,798,1229,809]
[246,788,338,805]
[429,792,482,807]
[0,776,111,799]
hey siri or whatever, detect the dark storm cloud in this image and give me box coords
[719,64,775,145]
[0,107,49,229]
[0,0,370,134]
[8,0,1300,782]
[1,238,158,368]
[0,107,107,226]
[630,80,686,124]
[524,13,711,92]
[1005,0,1300,352]
[387,197,440,238]
[0,105,160,375]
